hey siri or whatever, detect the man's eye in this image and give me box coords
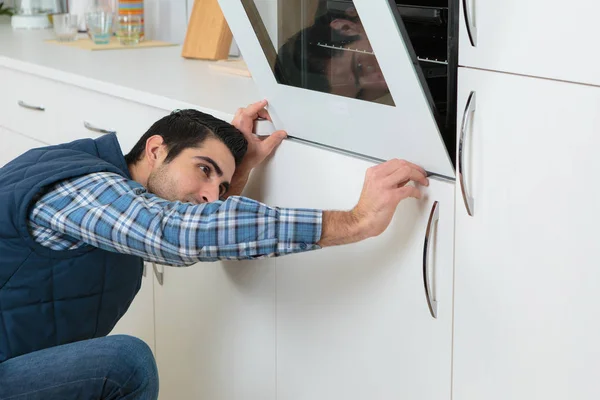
[200,165,210,176]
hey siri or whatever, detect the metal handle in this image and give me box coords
[458,91,476,216]
[142,263,147,277]
[462,0,478,47]
[152,263,164,286]
[18,100,45,111]
[84,121,116,135]
[423,201,440,319]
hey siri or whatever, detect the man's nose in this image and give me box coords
[199,184,220,203]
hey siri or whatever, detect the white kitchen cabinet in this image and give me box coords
[109,263,156,353]
[459,0,600,87]
[268,141,454,400]
[0,127,46,167]
[454,67,600,400]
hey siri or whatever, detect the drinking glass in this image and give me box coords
[85,10,113,45]
[116,14,142,46]
[53,13,78,42]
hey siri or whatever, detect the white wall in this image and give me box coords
[144,0,188,43]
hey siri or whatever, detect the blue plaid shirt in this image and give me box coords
[28,172,323,266]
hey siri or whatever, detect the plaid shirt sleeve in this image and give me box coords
[28,172,323,266]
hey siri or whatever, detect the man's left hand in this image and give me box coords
[231,100,287,170]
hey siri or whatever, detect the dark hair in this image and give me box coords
[124,109,248,166]
[275,6,362,93]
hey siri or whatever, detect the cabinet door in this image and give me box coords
[109,262,156,353]
[454,68,600,400]
[0,127,46,167]
[219,0,454,177]
[265,141,455,400]
[459,0,600,87]
[153,262,277,399]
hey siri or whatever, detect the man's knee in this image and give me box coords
[106,335,159,399]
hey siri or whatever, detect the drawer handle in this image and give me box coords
[18,100,45,111]
[462,0,478,47]
[152,263,164,286]
[423,201,440,319]
[84,121,116,135]
[458,91,476,216]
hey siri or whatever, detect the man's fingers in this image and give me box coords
[243,99,269,117]
[256,108,272,122]
[262,130,287,152]
[374,159,427,178]
[381,166,429,188]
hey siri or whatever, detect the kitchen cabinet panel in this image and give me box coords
[454,67,600,400]
[153,259,277,400]
[109,262,156,354]
[0,127,46,167]
[459,0,600,87]
[269,141,455,400]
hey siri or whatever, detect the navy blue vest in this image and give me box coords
[0,134,143,363]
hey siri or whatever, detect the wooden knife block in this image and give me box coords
[182,0,233,60]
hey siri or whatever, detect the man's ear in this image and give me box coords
[330,19,362,37]
[145,135,166,167]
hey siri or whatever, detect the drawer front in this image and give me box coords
[0,67,57,144]
[50,82,170,154]
[0,66,170,153]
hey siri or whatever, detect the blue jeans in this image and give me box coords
[0,335,159,400]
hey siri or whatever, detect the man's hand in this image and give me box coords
[225,100,287,198]
[231,99,287,170]
[318,159,429,247]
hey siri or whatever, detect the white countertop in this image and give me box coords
[0,24,261,117]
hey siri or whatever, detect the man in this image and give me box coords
[0,100,427,399]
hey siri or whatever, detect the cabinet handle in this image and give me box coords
[458,91,476,216]
[462,0,478,47]
[142,263,147,277]
[152,263,164,286]
[18,100,45,111]
[423,201,440,319]
[83,121,116,135]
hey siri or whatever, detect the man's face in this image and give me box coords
[147,137,236,204]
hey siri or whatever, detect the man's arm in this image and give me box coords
[29,159,427,265]
[226,162,252,198]
[28,172,322,266]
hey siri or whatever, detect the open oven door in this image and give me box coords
[218,0,454,179]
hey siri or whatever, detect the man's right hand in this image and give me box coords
[317,159,428,247]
